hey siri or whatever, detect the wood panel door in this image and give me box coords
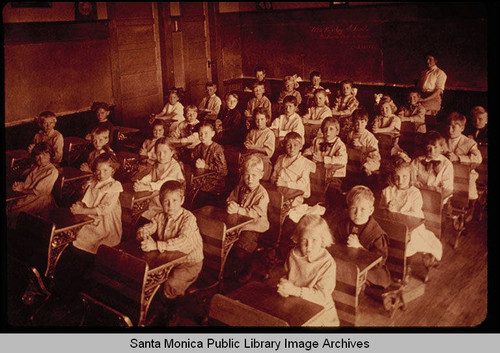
[180,2,211,106]
[107,2,163,127]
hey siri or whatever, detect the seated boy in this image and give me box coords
[398,88,427,134]
[226,155,270,282]
[244,65,272,97]
[270,95,305,145]
[331,185,392,289]
[198,82,222,120]
[137,180,203,326]
[190,121,228,208]
[465,106,488,145]
[345,109,381,188]
[444,112,482,221]
[410,131,454,200]
[303,116,347,212]
[271,132,316,208]
[244,81,272,124]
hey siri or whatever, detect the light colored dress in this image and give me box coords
[285,247,339,326]
[305,136,347,178]
[139,159,186,220]
[244,127,276,158]
[445,134,482,199]
[271,153,316,204]
[9,163,59,219]
[346,129,381,174]
[32,129,64,164]
[72,177,123,254]
[270,113,305,143]
[380,185,443,260]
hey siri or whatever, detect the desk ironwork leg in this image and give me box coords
[132,199,152,224]
[45,228,82,278]
[139,264,177,326]
[220,230,240,292]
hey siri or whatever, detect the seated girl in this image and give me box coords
[277,74,302,112]
[372,95,401,135]
[243,107,275,180]
[380,160,443,278]
[134,138,185,220]
[8,142,59,227]
[28,111,64,166]
[277,214,339,326]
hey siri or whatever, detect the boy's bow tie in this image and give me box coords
[320,141,335,152]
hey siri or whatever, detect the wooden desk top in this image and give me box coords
[48,208,93,234]
[328,243,383,275]
[116,239,187,271]
[227,270,325,326]
[373,209,425,233]
[261,181,304,202]
[121,182,157,204]
[58,166,93,181]
[114,126,140,134]
[192,205,253,233]
[6,189,28,203]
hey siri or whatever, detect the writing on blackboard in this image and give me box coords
[310,24,372,40]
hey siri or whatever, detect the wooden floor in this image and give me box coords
[6,214,488,328]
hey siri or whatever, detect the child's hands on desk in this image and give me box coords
[347,234,364,249]
[277,278,300,298]
[195,158,206,169]
[226,201,239,214]
[80,163,91,173]
[445,152,459,162]
[140,237,157,252]
[133,181,151,192]
[12,181,25,192]
[70,201,86,215]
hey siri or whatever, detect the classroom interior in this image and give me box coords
[4,2,489,328]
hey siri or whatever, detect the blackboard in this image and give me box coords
[4,22,114,126]
[238,5,487,91]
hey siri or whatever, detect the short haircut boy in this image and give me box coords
[352,108,369,122]
[31,141,54,159]
[284,131,303,145]
[185,104,198,113]
[292,214,334,247]
[346,185,375,206]
[241,154,264,174]
[253,106,270,123]
[91,102,110,112]
[340,79,353,87]
[446,112,467,128]
[471,106,487,118]
[91,126,110,137]
[154,136,172,150]
[253,81,265,89]
[225,91,239,101]
[408,87,421,96]
[255,66,265,74]
[199,120,215,131]
[321,116,340,133]
[38,111,57,124]
[424,130,445,147]
[159,179,186,201]
[151,119,165,128]
[309,71,321,80]
[205,81,217,88]
[283,95,298,106]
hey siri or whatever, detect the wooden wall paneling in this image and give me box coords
[180,2,211,105]
[206,2,223,95]
[157,3,175,96]
[107,2,163,126]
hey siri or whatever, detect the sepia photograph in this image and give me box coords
[3,1,490,331]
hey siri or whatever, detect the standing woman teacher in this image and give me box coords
[417,51,447,130]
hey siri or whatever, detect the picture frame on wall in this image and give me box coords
[75,2,98,21]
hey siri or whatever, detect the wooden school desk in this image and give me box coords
[6,189,28,213]
[221,268,328,326]
[6,149,31,180]
[45,207,93,278]
[328,243,383,326]
[192,205,253,268]
[63,136,89,167]
[55,167,93,205]
[114,239,188,326]
[373,209,425,233]
[120,182,158,224]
